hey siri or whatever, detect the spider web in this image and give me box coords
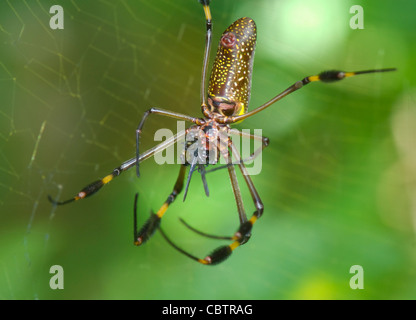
[0,0,415,300]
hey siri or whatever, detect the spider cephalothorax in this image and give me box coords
[183,121,230,166]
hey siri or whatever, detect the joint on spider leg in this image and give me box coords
[233,205,263,246]
[197,221,256,265]
[317,70,348,82]
[238,233,252,246]
[201,104,211,118]
[232,221,253,245]
[134,213,161,246]
[47,170,118,205]
[295,80,305,88]
[112,167,121,177]
[198,0,210,6]
[255,202,264,219]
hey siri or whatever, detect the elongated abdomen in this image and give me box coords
[208,17,257,117]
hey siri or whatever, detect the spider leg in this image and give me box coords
[192,138,265,264]
[178,218,231,240]
[179,144,247,240]
[48,130,185,205]
[181,130,268,238]
[228,138,264,245]
[136,107,204,178]
[160,137,264,265]
[158,225,236,266]
[178,140,248,241]
[219,68,396,124]
[198,164,210,197]
[225,143,249,226]
[182,155,198,202]
[204,129,269,174]
[182,131,252,233]
[134,165,187,246]
[158,227,202,263]
[198,0,213,114]
[184,129,268,225]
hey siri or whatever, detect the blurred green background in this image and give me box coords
[0,0,415,300]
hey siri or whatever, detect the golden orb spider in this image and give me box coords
[49,0,395,265]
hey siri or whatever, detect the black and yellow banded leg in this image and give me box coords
[220,68,396,124]
[134,165,187,246]
[202,140,265,263]
[204,69,395,259]
[159,141,265,266]
[48,132,187,206]
[158,227,237,266]
[159,224,250,265]
[305,68,397,84]
[188,142,254,264]
[48,168,121,205]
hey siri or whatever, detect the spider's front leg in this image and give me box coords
[47,133,184,206]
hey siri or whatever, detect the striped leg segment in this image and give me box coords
[197,140,264,264]
[48,131,186,206]
[220,68,396,124]
[134,165,187,246]
[48,167,122,205]
[160,138,265,265]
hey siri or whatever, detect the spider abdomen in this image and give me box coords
[208,17,257,117]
